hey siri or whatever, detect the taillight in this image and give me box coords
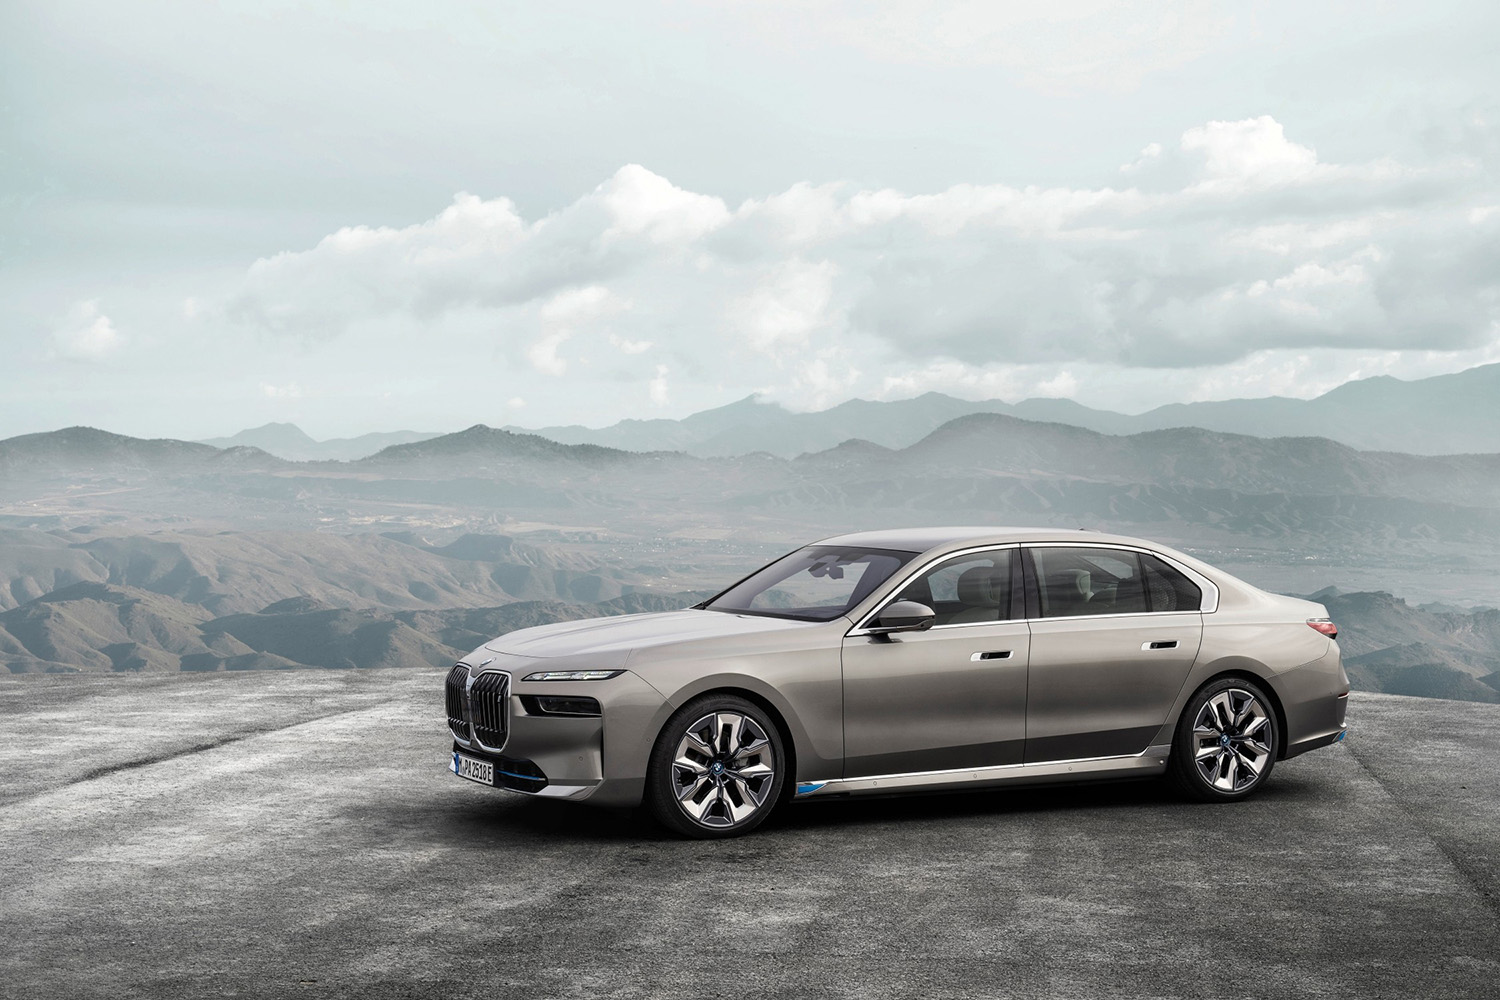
[1307,618,1338,639]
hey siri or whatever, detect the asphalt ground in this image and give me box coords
[2,670,1498,1000]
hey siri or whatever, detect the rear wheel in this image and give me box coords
[1169,678,1278,802]
[646,695,786,838]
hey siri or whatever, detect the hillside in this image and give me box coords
[0,528,642,615]
[0,579,707,674]
[0,520,1494,704]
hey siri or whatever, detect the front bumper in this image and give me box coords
[447,666,668,807]
[450,745,593,798]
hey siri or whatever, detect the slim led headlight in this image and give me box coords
[521,669,624,682]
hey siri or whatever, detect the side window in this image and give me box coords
[894,549,1015,626]
[1031,547,1148,618]
[1142,554,1203,612]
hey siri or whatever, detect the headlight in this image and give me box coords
[521,669,624,682]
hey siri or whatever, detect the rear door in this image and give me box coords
[1021,545,1203,762]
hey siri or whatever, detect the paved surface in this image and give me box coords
[1,671,1498,1000]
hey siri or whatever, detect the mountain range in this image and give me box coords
[8,413,1500,550]
[160,364,1500,463]
[510,363,1500,458]
[7,389,1500,701]
[198,422,441,461]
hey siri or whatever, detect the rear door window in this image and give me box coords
[1141,554,1203,612]
[1030,547,1148,618]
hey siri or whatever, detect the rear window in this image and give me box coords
[1142,554,1203,612]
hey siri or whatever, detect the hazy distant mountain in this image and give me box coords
[1125,364,1500,454]
[359,424,654,467]
[198,422,442,461]
[511,363,1500,458]
[839,414,1500,507]
[0,426,225,473]
[9,413,1500,545]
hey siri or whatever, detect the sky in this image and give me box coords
[2,0,1498,440]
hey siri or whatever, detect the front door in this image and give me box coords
[841,546,1030,777]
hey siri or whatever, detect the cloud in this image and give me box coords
[648,365,670,406]
[734,258,839,355]
[222,117,1500,405]
[528,285,629,376]
[51,301,123,361]
[609,334,654,355]
[526,330,571,376]
[260,382,303,398]
[1181,116,1320,189]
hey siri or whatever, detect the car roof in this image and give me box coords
[815,526,1161,553]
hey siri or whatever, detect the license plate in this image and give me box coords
[451,752,494,786]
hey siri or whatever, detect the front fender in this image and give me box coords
[643,669,841,783]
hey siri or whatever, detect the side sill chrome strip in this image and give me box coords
[795,744,1174,798]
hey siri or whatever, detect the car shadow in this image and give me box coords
[372,769,1324,849]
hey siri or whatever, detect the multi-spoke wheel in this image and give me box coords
[647,695,786,838]
[1169,678,1279,801]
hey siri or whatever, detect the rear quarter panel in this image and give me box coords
[1154,590,1348,755]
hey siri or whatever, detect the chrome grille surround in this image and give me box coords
[445,663,471,744]
[468,670,511,753]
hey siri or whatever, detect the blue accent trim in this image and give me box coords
[795,781,827,796]
[498,769,545,783]
[1336,730,1346,742]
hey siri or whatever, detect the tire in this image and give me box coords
[646,694,787,839]
[1169,677,1279,802]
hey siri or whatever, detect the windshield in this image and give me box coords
[703,545,917,622]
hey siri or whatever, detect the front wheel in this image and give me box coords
[1169,678,1279,802]
[646,695,786,838]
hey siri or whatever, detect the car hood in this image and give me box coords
[484,608,831,665]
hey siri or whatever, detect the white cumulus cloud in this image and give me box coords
[51,301,123,361]
[648,365,670,406]
[220,116,1500,411]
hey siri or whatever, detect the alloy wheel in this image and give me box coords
[1191,688,1273,793]
[671,711,777,829]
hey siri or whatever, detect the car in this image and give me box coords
[444,527,1349,838]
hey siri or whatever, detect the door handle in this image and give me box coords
[1143,640,1178,650]
[970,650,1012,661]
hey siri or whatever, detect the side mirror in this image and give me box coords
[868,600,936,635]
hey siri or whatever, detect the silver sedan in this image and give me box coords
[445,527,1349,838]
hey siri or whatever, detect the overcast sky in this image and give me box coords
[2,0,1498,440]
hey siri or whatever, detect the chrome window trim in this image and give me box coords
[847,539,1217,637]
[848,542,1021,636]
[1024,541,1220,615]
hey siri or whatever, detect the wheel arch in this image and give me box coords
[652,678,804,794]
[1183,665,1290,759]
